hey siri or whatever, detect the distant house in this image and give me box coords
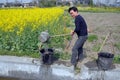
[56,0,91,6]
[0,3,4,8]
[93,0,120,7]
[56,0,74,6]
[56,0,120,7]
[79,0,90,5]
[0,0,119,7]
[0,0,40,8]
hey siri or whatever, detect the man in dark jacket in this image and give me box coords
[68,6,88,67]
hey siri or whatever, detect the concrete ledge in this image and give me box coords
[0,56,75,80]
[0,56,120,80]
[76,61,120,80]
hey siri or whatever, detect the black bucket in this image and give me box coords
[96,52,114,70]
[40,48,54,65]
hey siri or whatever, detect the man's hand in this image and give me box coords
[87,28,92,33]
[71,30,75,36]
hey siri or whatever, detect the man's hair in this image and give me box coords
[68,6,78,13]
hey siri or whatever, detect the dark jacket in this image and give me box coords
[74,15,88,37]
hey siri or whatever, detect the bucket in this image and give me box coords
[96,52,114,70]
[39,31,50,43]
[40,48,54,65]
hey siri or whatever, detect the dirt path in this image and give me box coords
[82,12,120,29]
[83,12,120,53]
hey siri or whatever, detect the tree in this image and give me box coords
[39,0,56,7]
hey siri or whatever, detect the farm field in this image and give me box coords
[68,12,120,63]
[0,7,120,62]
[0,7,71,57]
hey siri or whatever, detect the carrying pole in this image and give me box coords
[90,32,111,60]
[98,32,111,53]
[51,33,70,38]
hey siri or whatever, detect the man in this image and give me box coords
[68,7,88,67]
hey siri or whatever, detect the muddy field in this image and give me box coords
[68,12,120,60]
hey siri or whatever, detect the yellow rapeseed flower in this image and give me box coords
[0,8,64,35]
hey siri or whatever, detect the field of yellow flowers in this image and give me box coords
[0,8,71,55]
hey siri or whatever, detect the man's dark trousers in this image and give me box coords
[71,35,87,65]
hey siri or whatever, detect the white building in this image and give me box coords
[93,0,120,6]
[0,0,32,3]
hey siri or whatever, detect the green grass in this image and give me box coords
[64,6,120,13]
[53,51,71,60]
[78,7,120,13]
[114,55,120,64]
[114,42,120,50]
[0,49,71,60]
[0,50,39,58]
[60,52,71,60]
[101,36,105,40]
[92,44,100,52]
[114,43,120,63]
[88,34,98,42]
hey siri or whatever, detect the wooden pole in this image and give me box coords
[98,32,111,53]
